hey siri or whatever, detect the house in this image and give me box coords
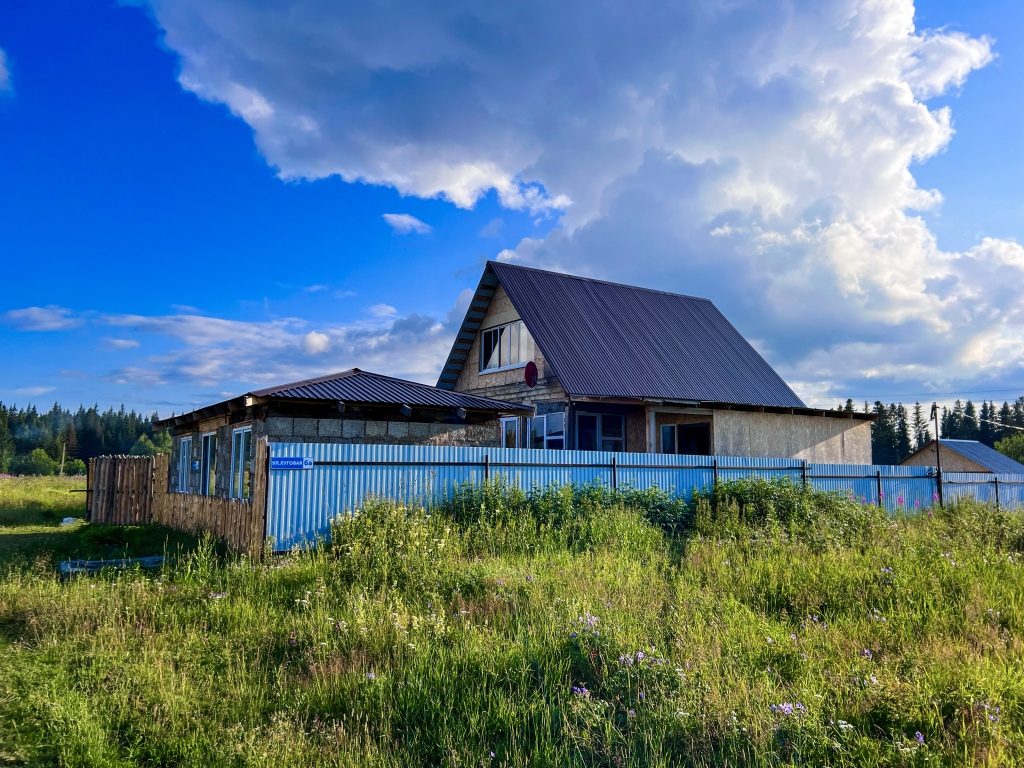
[438,261,873,462]
[901,439,1024,474]
[154,369,531,498]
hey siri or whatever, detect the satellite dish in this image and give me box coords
[524,361,538,388]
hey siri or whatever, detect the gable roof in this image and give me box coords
[931,439,1024,474]
[438,261,806,408]
[156,368,531,428]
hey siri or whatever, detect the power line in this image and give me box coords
[805,387,1024,402]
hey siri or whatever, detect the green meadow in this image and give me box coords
[0,476,1021,766]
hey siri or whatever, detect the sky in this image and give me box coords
[1,0,1023,417]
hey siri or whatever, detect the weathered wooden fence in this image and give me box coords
[87,438,268,557]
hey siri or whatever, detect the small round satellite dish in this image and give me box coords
[524,361,538,387]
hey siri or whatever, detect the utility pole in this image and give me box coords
[930,403,943,507]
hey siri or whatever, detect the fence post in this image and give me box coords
[611,456,618,490]
[994,476,1000,511]
[876,470,883,508]
[713,458,718,486]
[801,460,808,490]
[937,468,944,508]
[484,453,490,481]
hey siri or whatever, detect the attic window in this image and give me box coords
[480,320,534,372]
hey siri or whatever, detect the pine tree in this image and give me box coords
[844,399,855,412]
[893,403,912,461]
[911,402,930,450]
[940,406,952,439]
[962,400,979,441]
[979,402,993,446]
[999,402,1014,443]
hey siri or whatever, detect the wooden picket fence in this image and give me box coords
[87,438,268,557]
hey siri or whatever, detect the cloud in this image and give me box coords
[101,338,141,350]
[0,49,10,92]
[382,213,431,235]
[302,331,330,354]
[141,0,1015,401]
[97,302,457,394]
[3,306,81,331]
[479,218,505,238]
[304,284,328,293]
[369,303,398,318]
[14,386,55,397]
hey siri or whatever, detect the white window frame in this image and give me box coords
[177,436,192,493]
[529,412,565,450]
[200,431,217,496]
[479,320,534,373]
[230,425,253,499]
[500,417,519,449]
[576,412,626,452]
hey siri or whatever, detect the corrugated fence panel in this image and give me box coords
[264,443,1024,551]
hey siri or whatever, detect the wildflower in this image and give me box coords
[879,491,885,499]
[915,500,920,507]
[933,493,939,501]
[916,732,925,745]
[365,672,376,680]
[628,709,636,717]
[639,692,645,700]
[897,495,904,505]
[636,651,645,661]
[862,649,873,659]
[490,753,495,759]
[766,637,774,644]
[790,634,797,641]
[571,685,589,697]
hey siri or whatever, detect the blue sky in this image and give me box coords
[1,0,1023,415]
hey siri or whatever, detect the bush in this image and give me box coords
[995,432,1024,465]
[9,449,58,477]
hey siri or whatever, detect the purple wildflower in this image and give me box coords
[862,649,873,659]
[916,732,925,745]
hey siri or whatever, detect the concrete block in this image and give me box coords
[366,420,387,438]
[265,417,293,437]
[343,420,365,439]
[429,422,452,437]
[409,422,430,439]
[388,421,409,439]
[318,418,342,437]
[293,418,318,438]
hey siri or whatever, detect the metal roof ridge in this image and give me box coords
[488,260,715,303]
[250,368,362,396]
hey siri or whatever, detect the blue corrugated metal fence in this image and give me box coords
[265,443,1024,551]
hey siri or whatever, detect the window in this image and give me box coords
[577,413,626,452]
[660,424,711,456]
[529,412,564,450]
[501,417,519,449]
[230,426,253,499]
[201,432,217,496]
[480,320,534,372]
[177,436,192,493]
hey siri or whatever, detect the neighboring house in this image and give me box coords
[438,261,874,462]
[901,439,1024,474]
[154,369,531,498]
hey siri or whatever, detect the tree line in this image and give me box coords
[837,397,1024,465]
[0,402,171,476]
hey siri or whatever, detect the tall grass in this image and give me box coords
[1,478,1022,766]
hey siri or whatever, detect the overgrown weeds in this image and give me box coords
[1,476,1022,766]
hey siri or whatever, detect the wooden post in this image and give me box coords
[876,470,883,508]
[484,453,490,481]
[611,456,618,490]
[994,476,1000,511]
[712,458,718,486]
[801,460,808,490]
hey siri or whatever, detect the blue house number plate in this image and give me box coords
[270,456,314,470]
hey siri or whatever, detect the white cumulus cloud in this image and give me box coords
[3,306,81,331]
[382,213,431,235]
[140,0,1018,402]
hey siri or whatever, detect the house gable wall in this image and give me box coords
[901,445,989,473]
[453,282,567,408]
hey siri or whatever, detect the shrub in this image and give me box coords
[9,449,58,477]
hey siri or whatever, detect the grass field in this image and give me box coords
[0,477,1022,766]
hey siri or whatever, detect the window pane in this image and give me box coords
[546,412,564,438]
[509,323,520,365]
[602,415,624,440]
[546,438,564,450]
[231,431,241,498]
[178,438,191,493]
[601,438,623,452]
[530,418,545,449]
[242,429,253,499]
[202,434,216,496]
[520,324,533,363]
[482,328,501,370]
[577,414,598,451]
[677,425,711,456]
[502,418,518,449]
[660,426,676,454]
